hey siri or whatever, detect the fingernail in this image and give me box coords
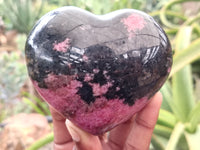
[103,132,109,143]
[65,120,80,142]
[72,145,78,150]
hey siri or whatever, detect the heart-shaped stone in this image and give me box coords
[25,6,172,135]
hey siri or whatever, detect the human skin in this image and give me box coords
[50,92,162,150]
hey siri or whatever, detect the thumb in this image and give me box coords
[65,120,102,150]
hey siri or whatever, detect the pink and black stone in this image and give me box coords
[25,7,172,135]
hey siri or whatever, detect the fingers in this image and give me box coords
[50,92,162,150]
[108,116,136,150]
[124,92,162,150]
[49,107,73,150]
[66,120,102,150]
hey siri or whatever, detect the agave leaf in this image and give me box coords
[23,92,50,115]
[159,0,200,29]
[193,23,200,36]
[165,122,185,150]
[160,81,173,112]
[1,0,43,34]
[187,101,200,132]
[26,132,54,150]
[22,97,45,115]
[185,125,200,150]
[172,66,194,122]
[151,134,165,150]
[172,26,195,122]
[170,38,200,76]
[154,124,173,139]
[174,26,192,52]
[159,0,180,29]
[194,76,200,100]
[30,95,50,115]
[157,109,176,128]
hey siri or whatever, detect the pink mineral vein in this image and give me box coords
[168,67,171,73]
[73,96,148,134]
[82,55,89,62]
[53,38,71,52]
[84,73,94,82]
[121,14,146,38]
[93,68,100,74]
[90,82,113,96]
[33,74,148,135]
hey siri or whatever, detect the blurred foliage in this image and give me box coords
[45,0,168,15]
[0,0,44,34]
[16,34,27,55]
[22,92,51,116]
[0,0,170,34]
[0,52,27,101]
[0,98,32,122]
[151,0,200,150]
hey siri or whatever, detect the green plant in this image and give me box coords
[21,0,200,149]
[151,1,200,150]
[22,92,51,116]
[62,0,142,14]
[46,0,167,15]
[0,51,31,123]
[26,132,54,150]
[0,0,44,34]
[0,52,28,101]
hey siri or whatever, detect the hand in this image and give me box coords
[50,92,162,150]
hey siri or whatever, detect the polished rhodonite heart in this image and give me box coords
[25,6,172,135]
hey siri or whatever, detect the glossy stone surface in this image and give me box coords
[25,6,172,135]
